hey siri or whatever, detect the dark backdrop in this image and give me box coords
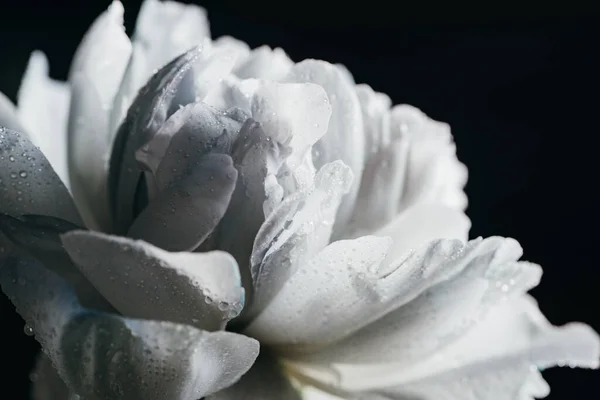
[0,1,598,398]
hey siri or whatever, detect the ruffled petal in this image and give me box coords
[372,203,471,262]
[216,120,286,309]
[294,239,541,364]
[234,46,294,81]
[207,352,301,400]
[246,235,392,346]
[128,153,238,252]
[67,1,131,231]
[392,105,468,213]
[0,257,259,400]
[345,297,599,399]
[252,237,523,349]
[0,129,82,225]
[62,230,245,330]
[108,47,202,233]
[246,161,353,321]
[285,60,364,235]
[17,51,71,185]
[0,91,26,133]
[134,0,210,75]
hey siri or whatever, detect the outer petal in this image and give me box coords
[246,235,393,346]
[17,51,71,185]
[108,47,202,233]
[250,237,523,348]
[0,91,26,133]
[67,1,131,231]
[0,257,259,400]
[346,297,600,399]
[234,46,294,81]
[294,241,541,364]
[0,214,111,311]
[0,129,82,225]
[134,0,210,75]
[62,230,245,331]
[285,60,364,236]
[246,161,353,321]
[207,352,301,400]
[372,203,471,262]
[392,105,468,213]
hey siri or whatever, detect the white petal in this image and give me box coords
[68,0,131,108]
[67,75,112,231]
[234,46,294,81]
[345,297,599,399]
[0,91,26,133]
[246,161,353,321]
[392,105,468,213]
[295,241,541,364]
[0,257,259,400]
[0,129,81,225]
[67,1,131,231]
[134,0,210,75]
[285,60,364,235]
[0,214,112,311]
[246,235,393,346]
[129,153,238,252]
[17,51,71,186]
[62,230,245,330]
[109,47,202,233]
[251,81,331,171]
[255,237,523,349]
[212,36,251,69]
[207,353,301,400]
[373,203,471,262]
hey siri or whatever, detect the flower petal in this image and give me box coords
[0,257,259,400]
[108,47,202,233]
[128,153,238,252]
[62,230,245,330]
[17,51,71,185]
[67,1,131,231]
[344,297,599,399]
[31,353,75,400]
[250,237,523,348]
[234,46,294,81]
[0,129,82,225]
[0,214,111,310]
[135,101,241,191]
[134,0,210,75]
[67,75,112,231]
[0,91,26,133]
[372,203,471,262]
[285,60,364,235]
[392,105,468,213]
[245,161,353,321]
[207,352,302,400]
[216,119,288,310]
[67,0,131,108]
[294,240,541,364]
[246,235,392,346]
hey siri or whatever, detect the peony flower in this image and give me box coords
[0,1,598,399]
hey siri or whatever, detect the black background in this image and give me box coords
[0,0,598,398]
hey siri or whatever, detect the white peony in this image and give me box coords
[0,1,597,399]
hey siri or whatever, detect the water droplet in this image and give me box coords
[23,324,34,336]
[19,171,27,178]
[204,296,213,304]
[8,155,15,162]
